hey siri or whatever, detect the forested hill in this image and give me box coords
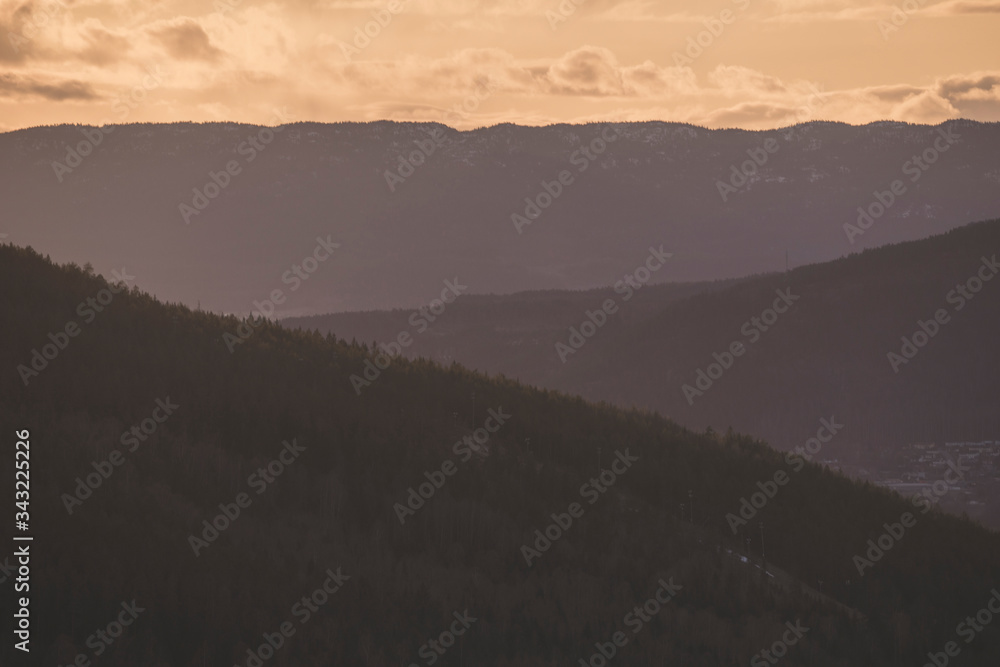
[286,217,1000,451]
[1,243,999,666]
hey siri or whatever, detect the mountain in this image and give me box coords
[284,217,1000,458]
[2,243,999,666]
[1,120,999,315]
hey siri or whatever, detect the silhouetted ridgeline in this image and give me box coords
[1,244,999,665]
[1,119,999,314]
[287,218,1000,453]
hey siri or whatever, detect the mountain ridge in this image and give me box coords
[3,241,1000,665]
[3,118,998,315]
[284,217,1000,460]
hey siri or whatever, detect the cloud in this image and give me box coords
[931,71,1000,119]
[319,0,724,23]
[322,46,695,101]
[708,66,788,95]
[937,72,1000,100]
[892,89,960,123]
[763,5,898,22]
[150,18,223,62]
[353,98,519,126]
[867,84,925,102]
[703,101,806,127]
[0,0,50,62]
[0,0,996,130]
[544,46,628,95]
[586,1,719,23]
[0,1,138,65]
[0,72,99,100]
[765,0,1000,20]
[927,0,1000,13]
[314,51,992,129]
[621,59,697,96]
[75,20,131,65]
[196,101,232,118]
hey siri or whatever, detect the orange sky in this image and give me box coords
[1,0,998,131]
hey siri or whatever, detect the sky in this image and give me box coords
[1,0,998,132]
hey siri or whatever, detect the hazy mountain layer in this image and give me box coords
[286,218,1000,451]
[2,119,999,314]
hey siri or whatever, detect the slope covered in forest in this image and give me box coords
[1,244,998,666]
[287,218,1000,453]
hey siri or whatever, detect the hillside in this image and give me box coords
[2,244,999,665]
[2,119,999,314]
[286,218,1000,451]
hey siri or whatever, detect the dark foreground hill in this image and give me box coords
[2,119,999,314]
[286,218,1000,453]
[1,244,999,666]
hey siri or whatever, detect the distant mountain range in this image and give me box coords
[285,218,1000,452]
[2,119,998,314]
